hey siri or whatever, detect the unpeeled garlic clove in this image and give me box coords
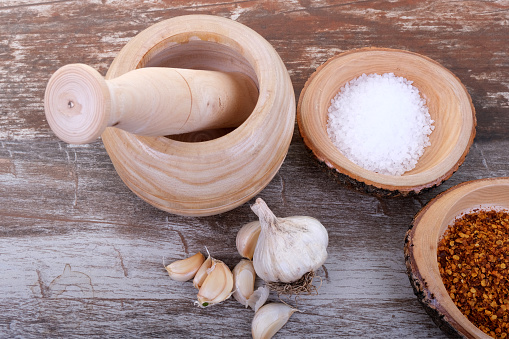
[165,252,205,282]
[197,259,233,307]
[247,286,269,313]
[193,255,212,289]
[232,259,256,307]
[252,303,297,339]
[236,220,261,260]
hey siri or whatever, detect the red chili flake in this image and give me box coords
[438,209,509,338]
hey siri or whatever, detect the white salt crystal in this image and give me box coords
[326,73,434,176]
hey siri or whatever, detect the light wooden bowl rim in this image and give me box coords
[101,15,295,216]
[297,47,476,195]
[405,177,509,338]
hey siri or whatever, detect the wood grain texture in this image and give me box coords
[101,14,296,216]
[0,0,508,337]
[44,64,258,143]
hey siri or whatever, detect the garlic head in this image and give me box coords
[251,198,328,283]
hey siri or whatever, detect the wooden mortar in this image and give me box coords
[70,15,295,216]
[405,177,509,338]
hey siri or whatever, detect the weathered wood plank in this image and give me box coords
[0,297,445,338]
[0,0,508,337]
[1,0,508,140]
[1,136,508,337]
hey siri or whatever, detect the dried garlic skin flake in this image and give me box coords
[165,252,205,282]
[232,259,256,307]
[197,259,233,306]
[236,221,261,260]
[247,286,269,312]
[252,303,296,339]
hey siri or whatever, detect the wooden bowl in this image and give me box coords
[101,15,295,216]
[405,177,509,338]
[297,48,476,196]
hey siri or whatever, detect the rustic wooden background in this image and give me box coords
[1,0,508,337]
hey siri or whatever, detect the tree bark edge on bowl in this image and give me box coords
[297,47,476,196]
[405,177,509,338]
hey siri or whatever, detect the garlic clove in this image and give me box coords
[251,303,296,339]
[251,198,328,283]
[165,252,205,282]
[247,286,269,312]
[232,259,256,307]
[236,220,261,260]
[193,255,212,289]
[197,259,233,307]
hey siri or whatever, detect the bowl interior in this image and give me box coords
[299,48,475,190]
[411,178,509,337]
[142,38,258,84]
[141,38,259,142]
[440,186,509,236]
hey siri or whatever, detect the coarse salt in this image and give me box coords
[326,73,434,176]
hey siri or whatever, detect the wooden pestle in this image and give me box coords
[44,64,259,144]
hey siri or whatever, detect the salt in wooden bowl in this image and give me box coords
[297,47,476,196]
[405,177,509,338]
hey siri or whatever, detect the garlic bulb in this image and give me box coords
[252,303,296,339]
[165,252,205,282]
[236,221,261,260]
[232,259,256,307]
[196,258,233,307]
[251,198,328,283]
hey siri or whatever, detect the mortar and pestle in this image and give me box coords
[44,15,295,216]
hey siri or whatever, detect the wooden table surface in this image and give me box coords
[1,0,508,337]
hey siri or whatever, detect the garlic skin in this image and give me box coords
[251,198,328,283]
[252,303,296,339]
[196,259,233,307]
[247,286,269,312]
[193,255,212,289]
[232,259,256,307]
[165,252,205,282]
[236,221,261,260]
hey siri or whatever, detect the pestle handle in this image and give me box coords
[44,64,258,144]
